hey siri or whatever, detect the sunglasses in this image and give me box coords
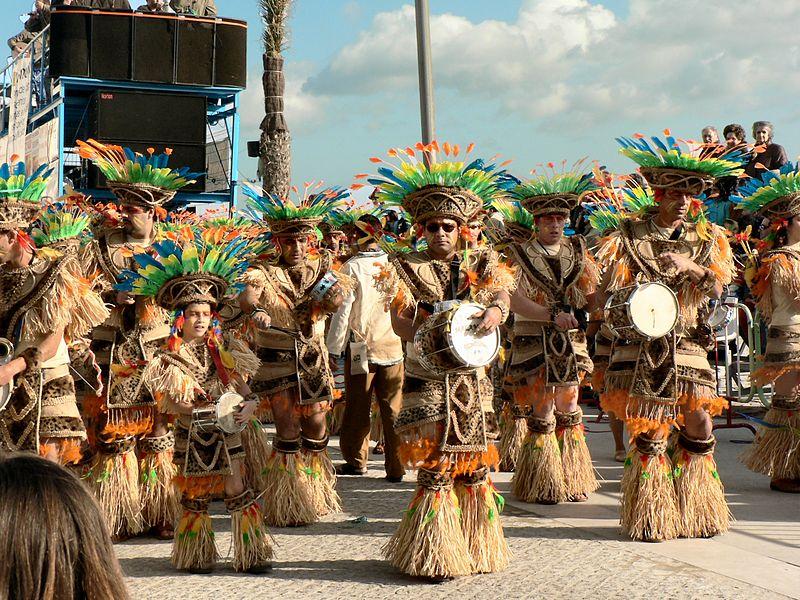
[426,222,457,234]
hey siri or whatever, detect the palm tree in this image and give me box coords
[259,0,293,197]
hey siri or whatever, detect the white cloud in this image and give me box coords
[299,0,800,132]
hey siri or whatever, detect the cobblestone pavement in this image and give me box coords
[119,424,795,600]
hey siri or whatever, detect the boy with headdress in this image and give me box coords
[121,233,272,574]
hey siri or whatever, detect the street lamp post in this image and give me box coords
[414,0,435,165]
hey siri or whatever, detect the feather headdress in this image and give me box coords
[734,162,800,220]
[115,236,254,311]
[0,158,53,229]
[617,130,746,195]
[360,141,510,225]
[244,181,348,237]
[509,159,597,217]
[492,199,535,243]
[77,139,203,208]
[31,201,92,252]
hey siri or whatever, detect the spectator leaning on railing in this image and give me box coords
[51,0,132,8]
[136,0,174,12]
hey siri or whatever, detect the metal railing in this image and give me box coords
[0,25,52,137]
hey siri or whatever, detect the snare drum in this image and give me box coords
[413,302,501,376]
[193,392,246,435]
[708,301,736,333]
[604,282,679,341]
[310,272,339,302]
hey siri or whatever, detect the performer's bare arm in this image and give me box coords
[511,289,579,330]
[0,326,65,387]
[390,304,418,343]
[239,283,271,330]
[659,252,723,299]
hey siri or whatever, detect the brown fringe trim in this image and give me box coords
[619,442,680,542]
[556,411,600,497]
[84,445,144,536]
[383,485,473,578]
[742,405,800,479]
[454,477,511,574]
[301,447,342,516]
[328,401,346,435]
[229,497,275,572]
[673,438,731,538]
[241,419,272,493]
[172,508,218,571]
[139,446,180,528]
[498,410,527,472]
[261,450,319,527]
[512,429,565,504]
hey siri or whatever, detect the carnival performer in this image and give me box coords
[366,142,515,581]
[77,140,200,540]
[119,233,273,574]
[0,160,108,465]
[596,132,746,541]
[487,202,531,473]
[499,166,601,505]
[238,184,351,527]
[735,163,800,493]
[326,211,405,482]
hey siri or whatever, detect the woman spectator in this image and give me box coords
[0,454,130,600]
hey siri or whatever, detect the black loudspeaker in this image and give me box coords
[177,19,215,86]
[215,21,248,87]
[132,16,176,83]
[90,12,133,81]
[49,10,90,77]
[87,141,206,193]
[49,8,247,88]
[90,90,206,144]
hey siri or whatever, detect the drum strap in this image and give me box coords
[207,339,231,386]
[449,256,461,301]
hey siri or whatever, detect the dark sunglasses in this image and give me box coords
[426,222,456,234]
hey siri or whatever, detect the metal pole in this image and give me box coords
[414,0,435,165]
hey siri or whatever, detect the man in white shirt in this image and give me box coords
[327,215,405,482]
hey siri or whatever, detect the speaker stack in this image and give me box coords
[87,90,207,192]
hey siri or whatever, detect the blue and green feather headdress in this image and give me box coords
[0,159,54,229]
[734,162,800,219]
[360,141,509,225]
[509,159,598,217]
[617,130,746,195]
[244,182,348,237]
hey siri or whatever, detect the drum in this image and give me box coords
[0,338,14,411]
[604,282,679,341]
[413,302,501,376]
[708,301,736,333]
[309,272,339,302]
[193,391,246,435]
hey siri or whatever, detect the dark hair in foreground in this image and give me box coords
[0,454,130,600]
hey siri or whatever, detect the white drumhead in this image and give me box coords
[628,282,679,339]
[446,303,501,368]
[708,303,735,332]
[217,392,245,434]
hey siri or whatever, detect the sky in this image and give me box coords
[3,0,800,199]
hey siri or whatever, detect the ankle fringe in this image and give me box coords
[85,446,144,536]
[172,510,218,571]
[512,432,565,503]
[230,502,275,572]
[383,486,472,579]
[620,450,680,541]
[241,419,272,493]
[261,450,319,527]
[741,407,800,479]
[302,448,342,516]
[674,449,731,538]
[454,479,511,573]
[498,417,527,472]
[139,448,179,528]
[557,424,600,497]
